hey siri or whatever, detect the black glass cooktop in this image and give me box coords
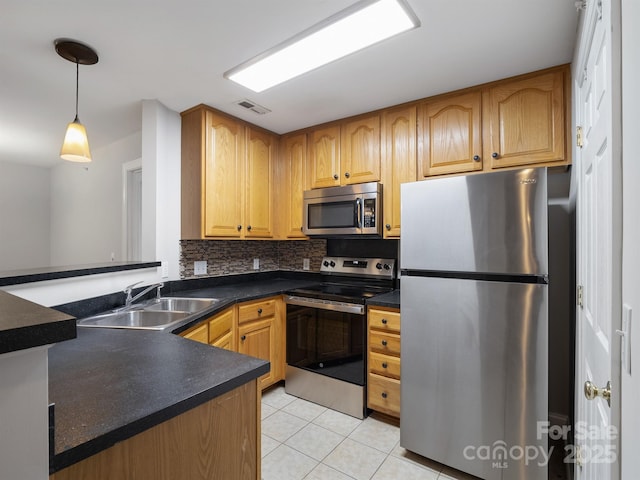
[287,282,393,304]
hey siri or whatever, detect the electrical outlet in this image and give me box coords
[194,260,207,275]
[253,258,260,270]
[161,261,169,278]
[303,258,310,270]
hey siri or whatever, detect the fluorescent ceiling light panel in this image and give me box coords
[225,0,420,92]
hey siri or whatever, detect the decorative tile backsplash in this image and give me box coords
[180,239,327,279]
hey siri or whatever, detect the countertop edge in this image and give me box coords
[0,261,161,287]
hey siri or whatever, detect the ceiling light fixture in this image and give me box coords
[224,0,420,93]
[55,39,99,163]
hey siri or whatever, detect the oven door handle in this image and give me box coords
[285,296,364,315]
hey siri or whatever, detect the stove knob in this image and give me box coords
[383,264,391,270]
[323,261,329,267]
[376,263,383,270]
[329,261,336,267]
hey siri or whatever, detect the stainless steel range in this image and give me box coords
[285,256,395,419]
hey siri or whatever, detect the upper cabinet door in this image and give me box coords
[280,133,307,238]
[245,127,274,238]
[420,91,483,177]
[309,126,341,188]
[484,69,565,168]
[204,111,244,238]
[341,115,381,185]
[382,105,417,238]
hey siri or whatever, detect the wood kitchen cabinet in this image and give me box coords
[340,114,381,185]
[179,297,285,391]
[308,114,381,189]
[179,307,235,350]
[484,68,566,168]
[418,65,569,178]
[51,381,260,480]
[245,127,275,238]
[277,133,308,239]
[381,105,417,238]
[367,306,401,417]
[237,297,284,390]
[181,105,275,239]
[419,90,483,177]
[308,125,341,188]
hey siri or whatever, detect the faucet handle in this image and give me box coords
[123,281,143,294]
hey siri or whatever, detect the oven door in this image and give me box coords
[286,302,366,386]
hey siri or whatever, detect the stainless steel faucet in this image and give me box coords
[123,281,164,307]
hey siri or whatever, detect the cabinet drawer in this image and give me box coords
[238,299,276,324]
[368,308,400,333]
[369,351,401,379]
[208,308,234,343]
[369,330,400,356]
[181,323,208,344]
[368,373,400,417]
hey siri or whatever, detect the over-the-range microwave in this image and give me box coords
[302,182,382,237]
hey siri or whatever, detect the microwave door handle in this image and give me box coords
[356,198,362,229]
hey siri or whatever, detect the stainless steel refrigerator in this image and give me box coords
[400,168,549,480]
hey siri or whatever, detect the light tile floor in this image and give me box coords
[261,385,478,480]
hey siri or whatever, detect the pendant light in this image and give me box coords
[55,39,99,163]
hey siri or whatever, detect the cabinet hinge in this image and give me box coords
[577,126,584,148]
[577,284,584,308]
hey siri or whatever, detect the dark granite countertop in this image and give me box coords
[0,261,160,287]
[48,328,269,473]
[367,289,400,309]
[0,291,76,354]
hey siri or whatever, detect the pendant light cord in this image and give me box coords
[74,61,79,122]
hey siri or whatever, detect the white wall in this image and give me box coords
[0,161,50,270]
[3,100,181,306]
[50,131,142,265]
[621,0,640,475]
[141,99,181,280]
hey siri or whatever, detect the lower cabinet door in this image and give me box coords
[238,317,276,389]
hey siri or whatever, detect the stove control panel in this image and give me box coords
[320,256,396,279]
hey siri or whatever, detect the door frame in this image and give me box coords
[572,0,623,477]
[121,158,143,262]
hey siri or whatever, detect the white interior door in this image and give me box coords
[574,0,620,478]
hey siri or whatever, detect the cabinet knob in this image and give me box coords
[385,224,391,230]
[257,308,263,315]
[381,340,388,347]
[492,152,499,159]
[473,155,481,162]
[381,392,388,399]
[381,318,388,325]
[382,362,388,369]
[333,174,339,180]
[247,225,252,231]
[344,172,350,178]
[240,335,246,341]
[237,225,242,231]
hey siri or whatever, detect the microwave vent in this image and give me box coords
[234,98,271,115]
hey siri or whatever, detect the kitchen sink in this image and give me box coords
[77,297,219,331]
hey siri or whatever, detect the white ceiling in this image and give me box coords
[1,0,579,167]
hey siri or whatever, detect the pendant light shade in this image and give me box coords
[55,39,98,163]
[60,117,92,162]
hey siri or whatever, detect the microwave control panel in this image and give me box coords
[363,198,376,227]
